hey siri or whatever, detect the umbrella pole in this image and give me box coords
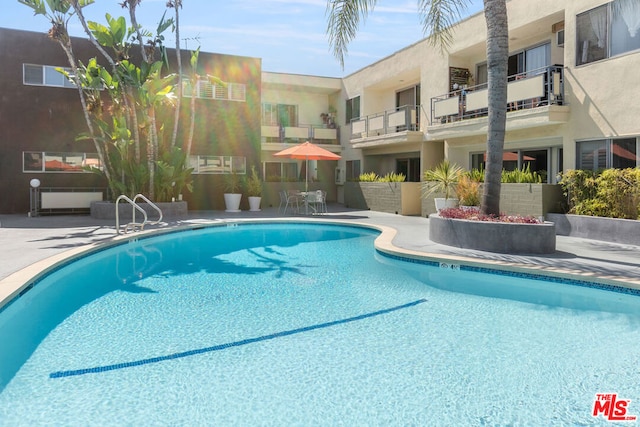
[305,157,309,193]
[305,157,309,214]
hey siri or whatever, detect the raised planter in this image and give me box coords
[548,213,640,246]
[344,182,421,215]
[422,183,563,217]
[429,213,556,254]
[90,201,187,220]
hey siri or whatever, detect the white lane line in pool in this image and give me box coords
[49,298,428,379]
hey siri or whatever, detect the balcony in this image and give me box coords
[349,105,423,148]
[428,65,569,140]
[261,124,339,147]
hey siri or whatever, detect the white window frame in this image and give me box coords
[23,64,76,88]
[576,1,640,66]
[23,151,101,173]
[182,78,246,102]
[576,137,640,171]
[189,155,247,174]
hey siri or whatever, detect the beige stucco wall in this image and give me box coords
[424,0,640,175]
[264,0,639,197]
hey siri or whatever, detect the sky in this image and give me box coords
[1,0,485,78]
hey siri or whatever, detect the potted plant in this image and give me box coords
[223,172,242,212]
[246,166,262,211]
[456,175,480,211]
[422,160,463,212]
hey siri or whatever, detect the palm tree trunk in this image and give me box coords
[481,0,509,216]
[171,2,182,148]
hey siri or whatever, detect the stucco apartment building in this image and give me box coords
[266,0,639,208]
[0,27,261,214]
[1,0,639,214]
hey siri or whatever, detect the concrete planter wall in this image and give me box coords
[429,214,556,254]
[344,182,421,215]
[422,183,563,217]
[90,201,187,220]
[548,213,640,246]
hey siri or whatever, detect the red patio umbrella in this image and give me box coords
[273,141,341,193]
[483,152,535,162]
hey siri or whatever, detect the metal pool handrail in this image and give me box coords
[115,194,162,234]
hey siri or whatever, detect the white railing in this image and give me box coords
[261,124,339,144]
[115,194,163,235]
[349,105,419,140]
[430,65,565,124]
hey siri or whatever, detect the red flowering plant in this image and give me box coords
[438,207,543,224]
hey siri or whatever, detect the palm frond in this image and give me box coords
[418,0,471,52]
[326,0,377,68]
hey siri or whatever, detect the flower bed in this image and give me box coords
[439,207,542,223]
[429,210,555,254]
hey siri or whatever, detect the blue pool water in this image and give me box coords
[1,223,639,425]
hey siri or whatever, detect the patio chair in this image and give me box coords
[308,190,327,214]
[279,190,299,214]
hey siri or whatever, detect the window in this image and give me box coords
[396,86,420,131]
[345,160,361,181]
[23,64,75,88]
[183,78,246,101]
[396,86,420,108]
[264,162,298,182]
[507,43,550,78]
[576,138,639,170]
[556,29,565,47]
[24,64,43,85]
[612,138,638,168]
[525,44,550,74]
[475,63,488,88]
[261,103,297,127]
[23,151,101,173]
[577,1,640,66]
[346,96,360,123]
[471,149,551,182]
[476,43,551,86]
[396,158,421,182]
[189,155,247,174]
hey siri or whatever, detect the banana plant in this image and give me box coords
[19,0,199,202]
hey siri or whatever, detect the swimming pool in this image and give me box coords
[0,223,638,425]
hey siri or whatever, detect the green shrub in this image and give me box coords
[358,171,406,182]
[560,168,640,219]
[456,175,480,206]
[468,167,485,183]
[467,164,543,183]
[422,160,464,200]
[501,164,543,183]
[358,172,379,182]
[378,172,406,182]
[245,166,262,197]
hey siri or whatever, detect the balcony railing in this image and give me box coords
[261,124,339,144]
[350,105,419,140]
[430,65,565,125]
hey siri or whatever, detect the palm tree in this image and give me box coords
[326,0,508,215]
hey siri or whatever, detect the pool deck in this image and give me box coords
[1,206,640,307]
